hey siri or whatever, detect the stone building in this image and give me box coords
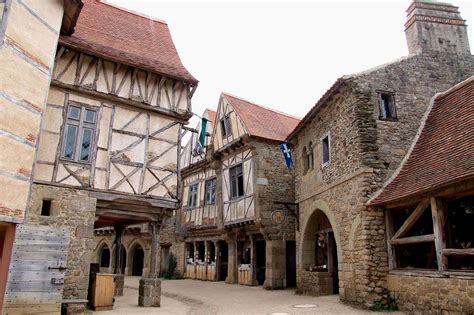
[1,0,197,313]
[177,93,300,289]
[286,0,474,312]
[0,0,82,311]
[368,76,474,313]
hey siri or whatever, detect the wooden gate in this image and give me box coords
[3,225,70,314]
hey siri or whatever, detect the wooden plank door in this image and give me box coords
[3,225,70,315]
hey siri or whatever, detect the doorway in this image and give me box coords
[131,245,144,276]
[255,240,266,285]
[218,241,228,281]
[286,240,296,287]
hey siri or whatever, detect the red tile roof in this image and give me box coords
[369,76,474,206]
[223,93,301,142]
[205,108,217,127]
[59,0,197,84]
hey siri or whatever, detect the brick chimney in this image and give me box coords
[405,0,471,55]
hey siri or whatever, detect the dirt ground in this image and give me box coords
[93,277,404,315]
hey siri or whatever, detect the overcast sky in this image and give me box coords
[109,0,473,126]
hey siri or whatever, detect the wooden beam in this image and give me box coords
[431,197,448,271]
[442,248,474,256]
[391,198,430,240]
[385,209,396,269]
[390,234,434,245]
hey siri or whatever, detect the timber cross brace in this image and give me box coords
[273,201,299,231]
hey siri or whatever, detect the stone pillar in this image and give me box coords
[204,241,209,280]
[226,239,238,284]
[250,235,257,285]
[138,278,161,307]
[113,226,124,297]
[193,241,198,279]
[263,239,285,289]
[139,222,161,307]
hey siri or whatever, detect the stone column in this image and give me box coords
[226,239,238,284]
[139,222,161,307]
[113,226,124,296]
[214,241,219,281]
[193,241,198,279]
[250,235,257,286]
[263,239,285,290]
[204,241,209,280]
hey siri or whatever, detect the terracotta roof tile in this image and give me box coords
[223,93,301,142]
[369,76,474,206]
[60,0,197,84]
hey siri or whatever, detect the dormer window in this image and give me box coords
[220,115,232,138]
[378,92,397,120]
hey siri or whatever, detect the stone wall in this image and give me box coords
[387,274,474,314]
[28,184,96,300]
[292,50,474,308]
[296,271,333,296]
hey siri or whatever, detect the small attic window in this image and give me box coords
[378,92,397,120]
[41,199,52,216]
[221,115,232,138]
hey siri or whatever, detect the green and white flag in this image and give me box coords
[198,117,208,148]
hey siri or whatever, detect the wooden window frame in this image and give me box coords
[204,177,217,205]
[60,102,98,164]
[220,114,232,139]
[386,197,474,274]
[229,163,244,199]
[321,132,331,167]
[187,183,199,209]
[377,91,398,121]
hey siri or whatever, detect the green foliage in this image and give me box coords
[163,253,177,279]
[370,289,399,312]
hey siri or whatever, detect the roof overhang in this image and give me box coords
[61,0,83,36]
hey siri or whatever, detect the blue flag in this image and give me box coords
[279,142,293,169]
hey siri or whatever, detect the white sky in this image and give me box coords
[109,0,473,126]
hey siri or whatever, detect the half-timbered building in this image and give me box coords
[287,1,474,312]
[4,0,197,313]
[177,93,300,289]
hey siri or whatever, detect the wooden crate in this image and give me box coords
[90,273,114,311]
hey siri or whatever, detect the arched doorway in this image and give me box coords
[300,209,339,295]
[99,244,110,268]
[131,245,144,276]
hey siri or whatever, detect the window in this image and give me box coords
[100,245,110,268]
[204,178,217,205]
[321,133,331,166]
[187,183,198,208]
[220,115,232,138]
[307,142,314,171]
[61,104,97,163]
[41,199,52,216]
[229,164,244,199]
[302,146,308,174]
[378,92,397,120]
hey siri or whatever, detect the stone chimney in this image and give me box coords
[405,0,471,55]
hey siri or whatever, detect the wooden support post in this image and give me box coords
[114,226,124,274]
[431,197,448,271]
[204,241,209,280]
[149,222,159,278]
[250,235,256,285]
[385,209,396,270]
[193,241,198,279]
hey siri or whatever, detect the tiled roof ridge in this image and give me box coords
[222,92,301,121]
[368,75,474,206]
[99,0,167,24]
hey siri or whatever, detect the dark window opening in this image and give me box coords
[445,196,474,270]
[100,246,110,268]
[396,242,437,269]
[220,115,232,138]
[188,184,198,208]
[322,135,330,165]
[197,242,205,263]
[230,164,244,199]
[41,200,52,216]
[378,92,397,120]
[209,242,216,263]
[204,178,217,205]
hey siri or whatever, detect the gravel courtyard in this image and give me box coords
[93,277,404,314]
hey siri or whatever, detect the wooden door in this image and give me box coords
[3,225,70,314]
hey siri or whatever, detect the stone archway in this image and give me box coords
[298,201,342,296]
